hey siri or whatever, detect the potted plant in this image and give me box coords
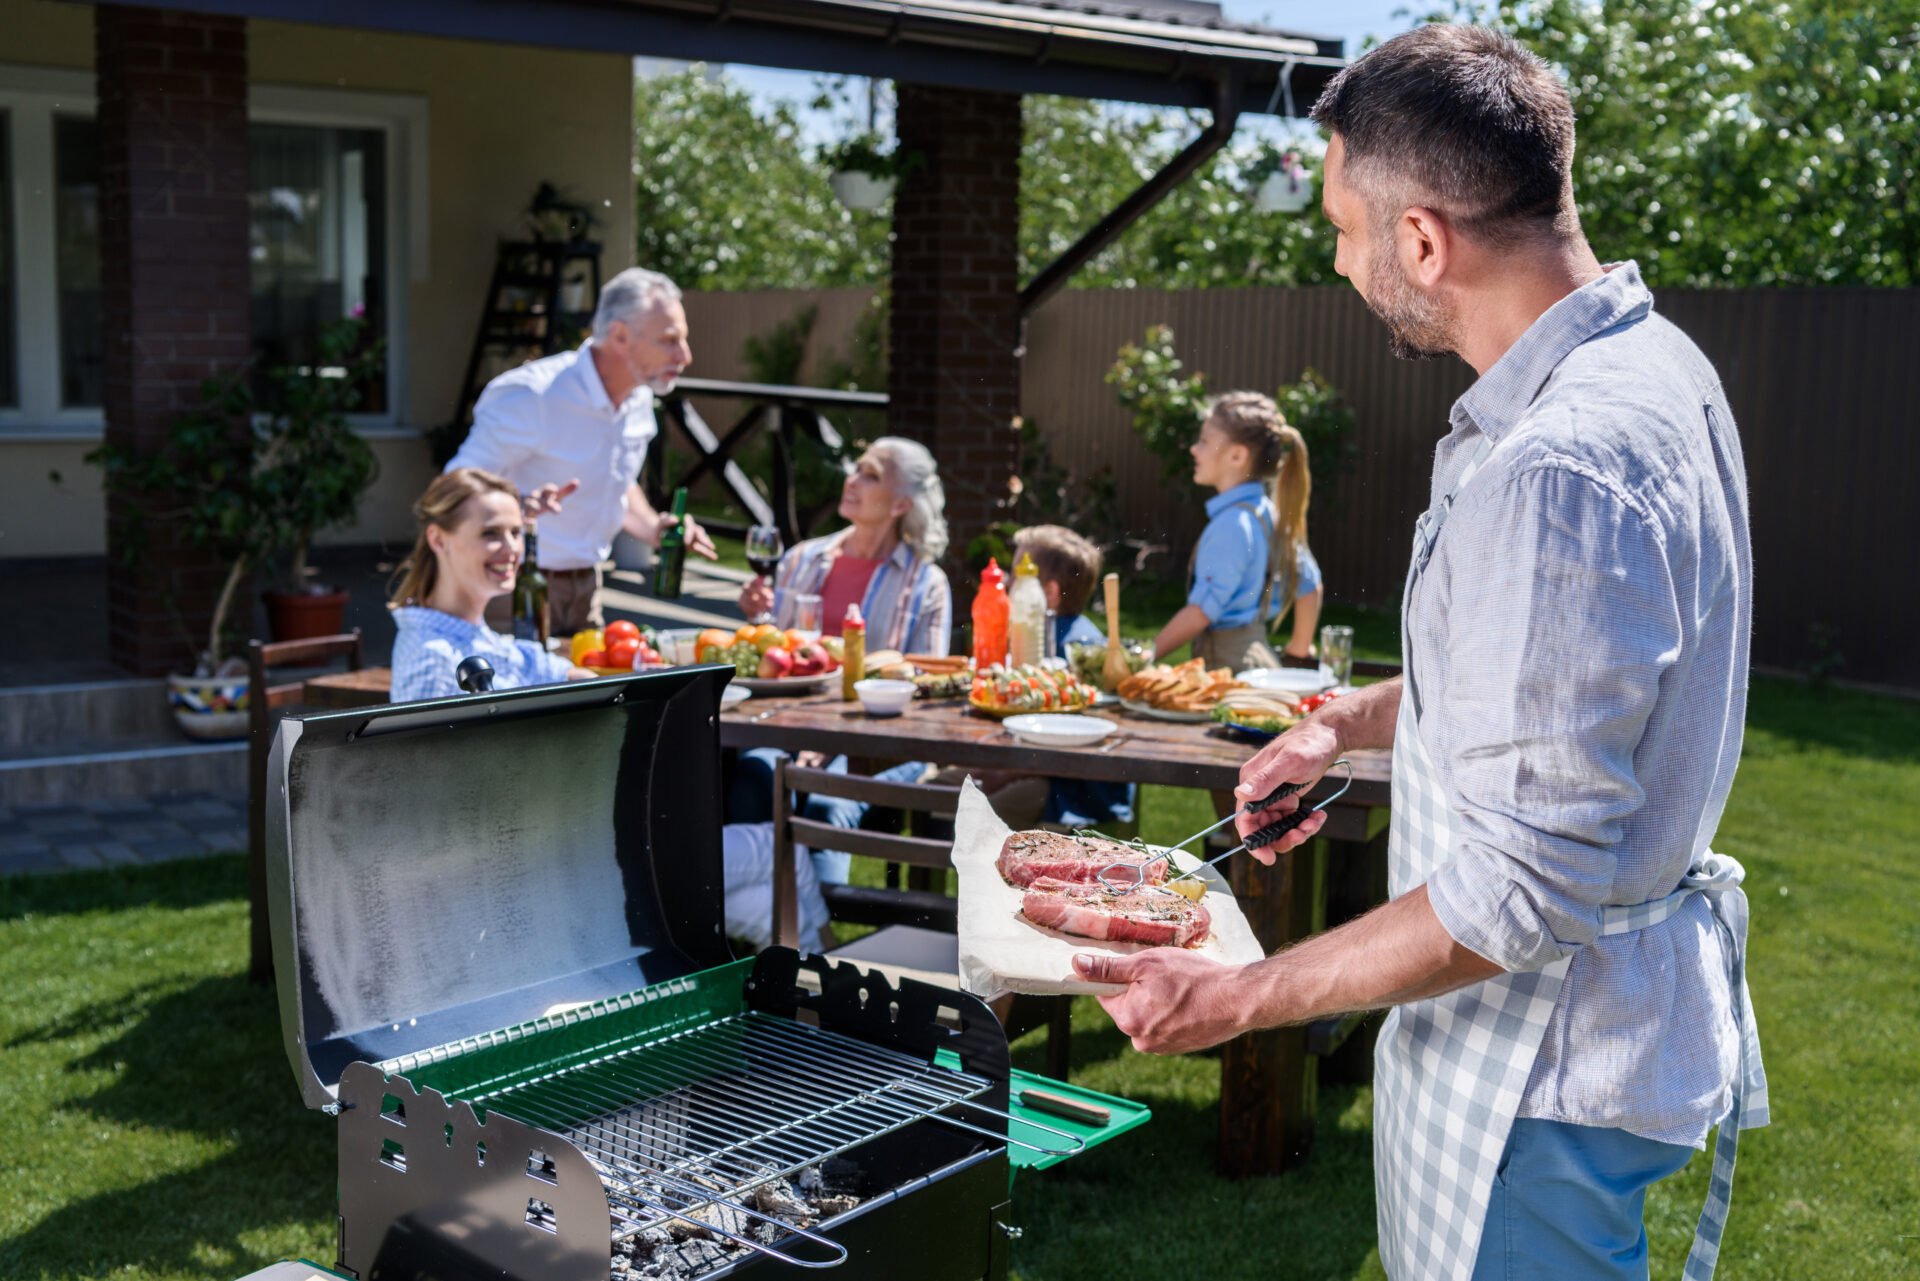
[86,319,381,740]
[257,320,382,641]
[821,132,902,211]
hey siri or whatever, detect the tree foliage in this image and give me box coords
[1446,0,1920,286]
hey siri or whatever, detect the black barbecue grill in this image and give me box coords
[264,665,1137,1281]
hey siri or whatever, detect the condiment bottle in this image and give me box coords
[841,603,866,701]
[971,558,1010,669]
[1008,552,1047,669]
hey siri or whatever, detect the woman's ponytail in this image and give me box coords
[1269,424,1311,616]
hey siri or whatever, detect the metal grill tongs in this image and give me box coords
[1096,760,1354,893]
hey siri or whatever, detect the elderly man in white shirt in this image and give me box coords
[447,266,716,635]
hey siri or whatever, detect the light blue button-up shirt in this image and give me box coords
[1416,263,1753,1148]
[389,606,574,703]
[1189,481,1323,626]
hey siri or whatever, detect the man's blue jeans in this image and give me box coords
[1470,1118,1695,1281]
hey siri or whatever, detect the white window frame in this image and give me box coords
[0,65,428,441]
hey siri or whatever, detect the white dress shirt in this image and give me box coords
[446,341,657,570]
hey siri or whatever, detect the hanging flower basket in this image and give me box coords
[829,170,897,211]
[1253,152,1316,214]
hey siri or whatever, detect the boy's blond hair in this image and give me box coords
[1013,525,1103,619]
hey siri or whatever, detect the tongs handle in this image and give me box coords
[1097,761,1353,892]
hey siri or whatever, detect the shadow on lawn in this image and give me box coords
[1008,1006,1380,1281]
[1743,674,1920,764]
[0,971,334,1278]
[0,854,247,925]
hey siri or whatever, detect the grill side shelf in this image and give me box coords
[391,957,757,1112]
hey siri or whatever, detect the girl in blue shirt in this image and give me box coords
[1152,391,1323,669]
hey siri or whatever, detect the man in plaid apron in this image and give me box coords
[1076,25,1765,1280]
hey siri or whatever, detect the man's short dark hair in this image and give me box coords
[1310,24,1579,245]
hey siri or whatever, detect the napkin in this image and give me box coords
[951,779,1265,998]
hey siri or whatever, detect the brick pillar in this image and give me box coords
[98,6,251,677]
[889,85,1022,561]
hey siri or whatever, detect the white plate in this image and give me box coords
[720,684,752,709]
[1001,713,1118,748]
[734,671,836,695]
[1118,697,1216,723]
[1234,666,1336,695]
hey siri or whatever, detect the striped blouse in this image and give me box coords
[771,530,952,655]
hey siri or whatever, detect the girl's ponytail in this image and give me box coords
[1270,424,1311,616]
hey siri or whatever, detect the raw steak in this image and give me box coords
[996,830,1167,888]
[1020,877,1212,948]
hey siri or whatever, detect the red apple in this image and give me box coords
[794,642,832,676]
[757,647,794,680]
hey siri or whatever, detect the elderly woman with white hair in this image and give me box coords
[729,438,952,896]
[737,436,952,654]
[447,265,714,635]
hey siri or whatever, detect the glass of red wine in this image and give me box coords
[745,524,784,624]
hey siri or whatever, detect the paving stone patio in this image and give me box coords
[0,791,247,876]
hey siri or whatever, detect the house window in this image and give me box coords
[0,73,419,433]
[249,123,389,413]
[54,114,102,408]
[0,113,16,409]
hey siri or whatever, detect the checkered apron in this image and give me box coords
[1375,441,1767,1281]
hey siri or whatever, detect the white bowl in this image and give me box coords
[853,678,916,717]
[1235,666,1336,695]
[720,684,751,710]
[656,627,704,666]
[1001,713,1118,748]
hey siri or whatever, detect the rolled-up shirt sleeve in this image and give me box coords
[1424,463,1680,973]
[1187,512,1259,621]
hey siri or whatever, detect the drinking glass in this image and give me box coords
[1319,624,1354,690]
[792,593,824,641]
[744,524,784,624]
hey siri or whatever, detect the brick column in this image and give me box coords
[97,6,251,677]
[889,85,1022,560]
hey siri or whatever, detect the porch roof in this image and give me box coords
[132,0,1345,115]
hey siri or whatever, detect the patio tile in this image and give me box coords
[0,848,67,875]
[23,814,100,835]
[93,841,142,867]
[12,802,81,817]
[0,832,53,855]
[0,818,30,836]
[202,828,247,853]
[131,837,211,862]
[55,845,108,870]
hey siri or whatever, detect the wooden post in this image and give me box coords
[1217,834,1328,1177]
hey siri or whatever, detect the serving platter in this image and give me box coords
[1118,697,1216,723]
[734,671,836,695]
[1234,666,1336,695]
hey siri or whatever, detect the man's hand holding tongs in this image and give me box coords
[1232,719,1344,863]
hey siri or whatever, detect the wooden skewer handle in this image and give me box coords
[1019,1088,1111,1127]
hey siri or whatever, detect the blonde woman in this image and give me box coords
[1152,392,1323,668]
[388,468,593,702]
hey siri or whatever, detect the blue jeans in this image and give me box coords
[727,747,925,885]
[1471,1119,1695,1281]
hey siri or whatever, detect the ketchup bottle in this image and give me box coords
[971,558,1010,669]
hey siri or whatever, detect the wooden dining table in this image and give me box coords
[721,688,1392,1177]
[299,664,1393,1175]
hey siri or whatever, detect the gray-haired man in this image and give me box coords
[447,266,716,635]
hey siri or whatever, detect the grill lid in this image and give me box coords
[264,667,737,1109]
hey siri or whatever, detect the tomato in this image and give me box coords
[636,645,662,667]
[604,620,641,645]
[578,650,608,668]
[1300,691,1341,714]
[606,638,641,669]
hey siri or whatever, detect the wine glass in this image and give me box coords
[744,524,784,624]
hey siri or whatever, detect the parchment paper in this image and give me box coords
[952,780,1265,998]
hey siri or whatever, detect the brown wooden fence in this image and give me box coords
[683,286,1920,689]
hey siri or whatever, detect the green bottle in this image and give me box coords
[652,487,690,600]
[512,521,550,645]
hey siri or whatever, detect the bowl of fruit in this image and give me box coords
[695,624,840,693]
[569,620,665,675]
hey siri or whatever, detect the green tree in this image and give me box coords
[633,69,890,290]
[1444,1,1920,286]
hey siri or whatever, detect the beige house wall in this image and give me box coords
[0,0,636,557]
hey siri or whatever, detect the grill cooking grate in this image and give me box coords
[466,1010,1009,1257]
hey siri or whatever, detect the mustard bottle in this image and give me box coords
[841,603,866,701]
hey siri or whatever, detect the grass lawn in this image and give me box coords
[3,647,1916,1278]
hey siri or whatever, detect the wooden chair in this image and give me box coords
[247,631,365,985]
[771,760,1073,1078]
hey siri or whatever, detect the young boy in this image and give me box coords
[991,526,1135,832]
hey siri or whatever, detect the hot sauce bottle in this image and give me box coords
[971,558,1010,670]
